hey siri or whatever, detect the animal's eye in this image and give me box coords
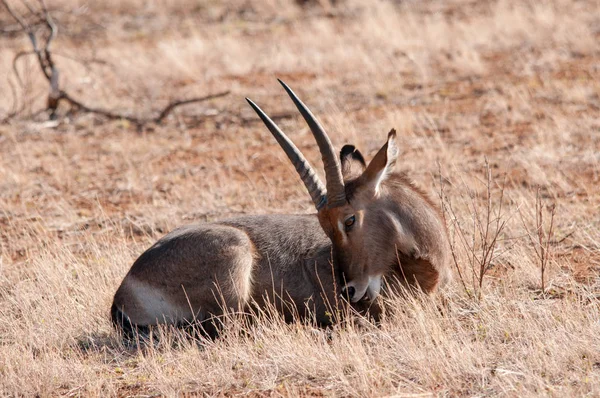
[344,215,356,232]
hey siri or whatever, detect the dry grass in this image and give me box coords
[1,0,599,396]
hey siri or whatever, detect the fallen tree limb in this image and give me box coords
[1,0,229,126]
[58,89,231,126]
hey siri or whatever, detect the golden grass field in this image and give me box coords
[1,0,599,396]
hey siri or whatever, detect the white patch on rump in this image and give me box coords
[125,277,190,325]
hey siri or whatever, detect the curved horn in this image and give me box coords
[246,98,327,210]
[278,79,346,208]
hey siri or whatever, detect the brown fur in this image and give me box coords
[112,215,345,337]
[318,130,451,305]
[112,124,451,337]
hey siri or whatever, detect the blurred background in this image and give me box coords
[0,1,599,396]
[2,0,597,220]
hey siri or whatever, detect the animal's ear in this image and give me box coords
[359,129,399,196]
[340,144,366,181]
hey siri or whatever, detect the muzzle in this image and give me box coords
[342,274,382,303]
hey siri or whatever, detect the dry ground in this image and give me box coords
[1,0,599,396]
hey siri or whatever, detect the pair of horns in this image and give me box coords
[246,80,346,210]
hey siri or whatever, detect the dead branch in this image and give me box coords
[1,0,230,126]
[59,90,231,125]
[437,161,509,301]
[517,187,557,293]
[2,0,28,28]
[0,22,31,34]
[3,76,23,120]
[153,92,232,124]
[13,50,114,85]
[436,162,472,299]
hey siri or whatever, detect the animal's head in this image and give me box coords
[247,80,408,303]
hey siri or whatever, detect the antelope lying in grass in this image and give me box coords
[111,80,451,337]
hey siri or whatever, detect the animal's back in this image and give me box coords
[112,214,335,333]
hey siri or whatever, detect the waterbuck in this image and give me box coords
[111,80,451,337]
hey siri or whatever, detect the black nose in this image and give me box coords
[342,286,356,300]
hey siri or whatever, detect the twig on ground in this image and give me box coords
[12,50,114,86]
[518,187,556,293]
[438,160,509,301]
[0,23,26,33]
[437,163,472,299]
[1,0,230,126]
[473,160,507,300]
